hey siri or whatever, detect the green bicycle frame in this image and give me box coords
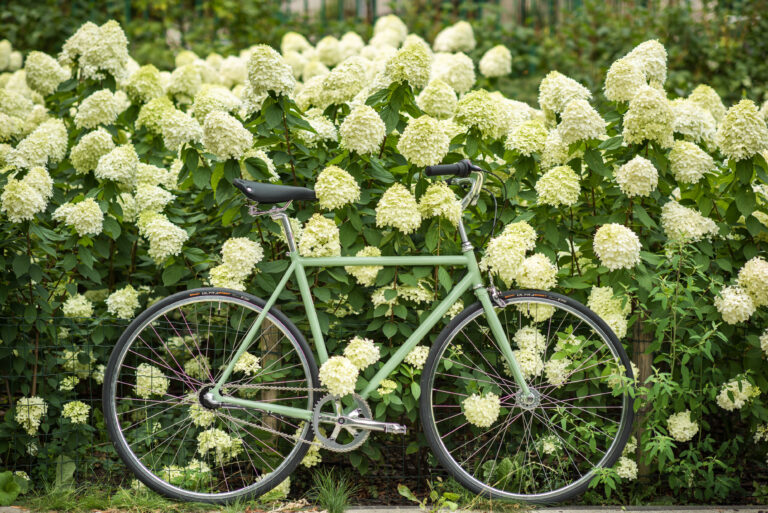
[209,215,532,421]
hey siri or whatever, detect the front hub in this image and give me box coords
[516,389,541,410]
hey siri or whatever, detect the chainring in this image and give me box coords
[312,393,371,452]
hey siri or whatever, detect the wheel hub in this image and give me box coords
[516,389,541,410]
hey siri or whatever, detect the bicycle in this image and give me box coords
[103,159,635,504]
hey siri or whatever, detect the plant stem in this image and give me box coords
[281,110,297,184]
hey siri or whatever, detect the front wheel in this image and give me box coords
[420,290,634,504]
[103,288,319,504]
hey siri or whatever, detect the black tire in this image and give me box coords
[103,288,319,504]
[420,289,635,504]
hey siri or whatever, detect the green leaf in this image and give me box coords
[184,149,199,174]
[102,216,121,239]
[735,190,756,218]
[735,158,754,184]
[264,102,283,129]
[0,471,21,506]
[438,267,452,291]
[633,203,657,228]
[211,163,225,193]
[411,381,420,399]
[12,254,29,278]
[162,265,187,286]
[584,148,609,177]
[383,322,397,338]
[598,135,623,150]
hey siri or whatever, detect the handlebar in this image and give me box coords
[424,159,481,177]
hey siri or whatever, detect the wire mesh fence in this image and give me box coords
[0,315,438,499]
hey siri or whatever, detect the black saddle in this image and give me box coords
[233,179,316,204]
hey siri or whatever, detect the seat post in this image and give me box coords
[272,212,297,253]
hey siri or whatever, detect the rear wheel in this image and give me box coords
[420,290,634,503]
[103,288,319,504]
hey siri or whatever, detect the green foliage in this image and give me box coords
[310,468,359,513]
[398,481,459,512]
[0,471,21,506]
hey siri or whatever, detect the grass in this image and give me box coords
[308,468,358,513]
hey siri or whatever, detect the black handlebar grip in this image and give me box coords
[425,159,472,177]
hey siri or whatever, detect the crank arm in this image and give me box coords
[339,416,407,434]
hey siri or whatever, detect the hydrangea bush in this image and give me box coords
[0,15,767,504]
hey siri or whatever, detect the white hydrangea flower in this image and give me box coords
[538,71,591,115]
[0,166,52,222]
[343,337,380,370]
[59,375,79,391]
[541,128,578,168]
[62,401,90,424]
[219,237,263,277]
[188,399,216,427]
[135,363,169,398]
[624,39,667,84]
[340,31,365,59]
[232,352,261,376]
[670,98,716,144]
[319,356,359,396]
[339,105,386,155]
[373,14,408,44]
[512,348,544,379]
[558,99,606,145]
[416,79,457,119]
[134,184,175,213]
[714,285,755,325]
[281,32,311,54]
[315,165,360,210]
[737,257,768,308]
[544,357,571,387]
[345,246,382,286]
[377,379,397,396]
[10,118,68,169]
[455,89,509,140]
[397,115,450,167]
[52,198,104,237]
[166,64,201,99]
[430,52,475,94]
[604,57,644,102]
[716,378,757,411]
[418,181,461,226]
[74,89,121,129]
[506,119,548,156]
[70,128,115,174]
[95,144,139,185]
[92,364,106,384]
[615,456,638,480]
[62,349,95,379]
[161,110,203,152]
[191,84,241,121]
[614,156,658,197]
[447,300,464,319]
[760,328,768,357]
[386,40,431,89]
[219,56,248,88]
[622,85,674,148]
[480,221,537,285]
[315,35,342,66]
[668,140,713,184]
[62,294,94,318]
[77,20,130,82]
[666,410,698,442]
[125,64,164,103]
[202,111,253,161]
[660,201,718,243]
[593,224,641,271]
[15,396,48,435]
[208,264,246,291]
[197,428,243,465]
[688,84,727,123]
[247,45,296,96]
[184,356,210,380]
[136,96,175,134]
[404,346,430,370]
[511,327,545,356]
[318,56,367,107]
[106,284,140,320]
[137,162,179,190]
[137,211,189,262]
[479,45,512,77]
[715,99,768,161]
[515,254,557,290]
[462,393,500,428]
[376,183,422,234]
[535,165,580,207]
[24,51,69,95]
[433,21,476,53]
[298,214,340,257]
[293,108,337,147]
